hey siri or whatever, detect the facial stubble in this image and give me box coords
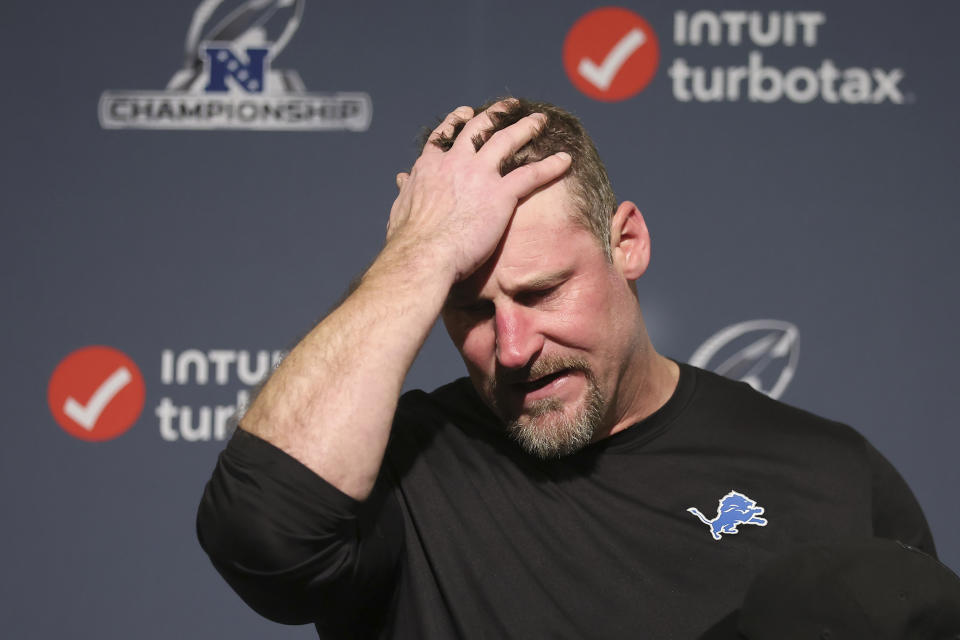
[489,357,606,459]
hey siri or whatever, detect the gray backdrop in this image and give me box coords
[3,0,957,637]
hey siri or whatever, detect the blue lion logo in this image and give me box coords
[687,490,768,541]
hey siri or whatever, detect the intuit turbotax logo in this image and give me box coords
[49,346,283,443]
[99,0,372,131]
[564,8,908,104]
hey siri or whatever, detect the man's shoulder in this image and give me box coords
[682,363,866,449]
[386,378,517,484]
[390,377,500,449]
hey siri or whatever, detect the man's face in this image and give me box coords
[441,179,642,458]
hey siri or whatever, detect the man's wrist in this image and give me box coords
[368,234,459,299]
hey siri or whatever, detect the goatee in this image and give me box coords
[489,356,605,459]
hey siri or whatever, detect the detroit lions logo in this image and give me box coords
[687,490,768,541]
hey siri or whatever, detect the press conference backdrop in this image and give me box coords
[2,0,957,637]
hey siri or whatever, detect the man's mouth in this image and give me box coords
[512,369,572,394]
[489,357,593,412]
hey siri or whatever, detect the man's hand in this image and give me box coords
[387,102,572,283]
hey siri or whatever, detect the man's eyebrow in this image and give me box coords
[444,269,574,306]
[510,269,573,292]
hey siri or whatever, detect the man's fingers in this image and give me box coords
[477,112,547,163]
[502,151,572,198]
[427,106,474,147]
[452,99,518,154]
[396,172,409,190]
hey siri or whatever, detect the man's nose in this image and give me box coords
[495,303,543,369]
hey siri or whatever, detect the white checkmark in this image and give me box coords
[578,28,646,91]
[63,366,132,431]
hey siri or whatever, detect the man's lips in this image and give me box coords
[512,369,570,392]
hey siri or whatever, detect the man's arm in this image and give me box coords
[240,103,571,500]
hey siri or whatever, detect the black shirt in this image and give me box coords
[197,363,935,638]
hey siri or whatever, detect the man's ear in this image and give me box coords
[610,201,650,281]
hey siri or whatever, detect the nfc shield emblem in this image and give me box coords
[204,47,268,93]
[168,0,306,95]
[690,319,799,399]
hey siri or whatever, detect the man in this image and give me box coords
[198,99,935,638]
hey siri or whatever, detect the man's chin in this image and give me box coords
[504,386,605,459]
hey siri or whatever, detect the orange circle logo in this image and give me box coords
[47,346,146,441]
[563,7,660,102]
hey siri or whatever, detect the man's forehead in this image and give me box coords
[448,187,600,302]
[503,179,595,259]
[511,177,607,255]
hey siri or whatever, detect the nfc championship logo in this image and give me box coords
[99,0,372,131]
[690,319,799,399]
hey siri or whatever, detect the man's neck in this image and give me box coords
[602,347,681,441]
